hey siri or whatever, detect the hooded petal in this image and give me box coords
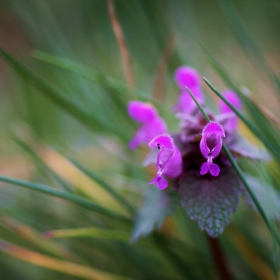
[148,135,182,189]
[128,101,158,123]
[200,122,225,159]
[174,66,201,90]
[128,101,167,149]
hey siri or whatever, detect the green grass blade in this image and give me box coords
[44,227,130,241]
[217,0,280,94]
[203,77,280,161]
[14,137,74,192]
[0,45,122,139]
[33,50,150,100]
[187,88,280,246]
[68,157,135,215]
[0,175,131,225]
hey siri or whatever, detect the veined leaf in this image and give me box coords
[131,187,179,242]
[178,169,241,237]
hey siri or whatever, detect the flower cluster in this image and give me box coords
[128,66,243,189]
[128,66,269,238]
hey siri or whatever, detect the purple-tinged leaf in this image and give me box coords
[131,187,179,242]
[178,169,241,237]
[244,175,280,221]
[228,134,271,161]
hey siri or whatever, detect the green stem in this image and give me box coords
[206,235,233,280]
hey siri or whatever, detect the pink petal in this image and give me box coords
[209,163,220,176]
[200,162,209,175]
[149,174,168,190]
[174,66,201,90]
[219,90,242,131]
[128,101,157,123]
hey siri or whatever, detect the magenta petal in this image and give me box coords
[174,66,201,90]
[128,101,167,149]
[219,90,242,131]
[173,87,204,114]
[200,122,225,161]
[149,134,173,150]
[128,101,157,123]
[219,90,242,114]
[162,148,182,178]
[209,163,220,176]
[200,162,209,175]
[202,122,225,138]
[149,174,168,190]
[211,137,223,159]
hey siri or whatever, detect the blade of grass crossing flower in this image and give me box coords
[0,175,132,225]
[68,157,135,215]
[0,239,131,280]
[187,88,280,247]
[204,52,280,161]
[203,77,280,162]
[107,0,134,89]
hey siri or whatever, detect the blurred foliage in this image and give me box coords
[0,0,279,279]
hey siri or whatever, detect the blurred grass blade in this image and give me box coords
[0,216,80,263]
[0,175,131,225]
[229,228,278,280]
[107,0,134,89]
[69,157,135,215]
[203,77,280,162]
[44,227,129,241]
[0,45,122,138]
[33,50,149,100]
[0,239,131,280]
[152,34,176,101]
[187,87,280,246]
[217,0,280,93]
[14,137,74,192]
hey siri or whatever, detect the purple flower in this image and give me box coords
[130,66,270,240]
[128,101,167,149]
[148,135,182,190]
[173,66,204,115]
[218,90,242,132]
[200,122,225,176]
